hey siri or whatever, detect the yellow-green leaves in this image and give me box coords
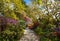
[0,0,26,20]
[38,0,42,4]
[13,0,26,11]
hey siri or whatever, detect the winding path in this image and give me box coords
[19,28,39,41]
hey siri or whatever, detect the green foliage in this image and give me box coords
[0,0,27,20]
[0,20,26,41]
[0,0,60,41]
[26,0,60,41]
[0,0,26,41]
[33,13,60,41]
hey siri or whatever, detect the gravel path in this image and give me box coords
[19,28,39,41]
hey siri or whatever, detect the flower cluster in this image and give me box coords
[54,27,60,32]
[6,18,18,25]
[0,16,25,41]
[0,16,18,25]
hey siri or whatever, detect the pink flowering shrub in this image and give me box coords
[0,16,25,41]
[6,18,18,25]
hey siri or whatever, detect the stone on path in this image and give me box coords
[19,28,39,41]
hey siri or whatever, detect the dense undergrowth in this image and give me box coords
[0,17,26,41]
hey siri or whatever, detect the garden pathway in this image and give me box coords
[19,28,39,41]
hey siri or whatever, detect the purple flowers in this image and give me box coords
[0,16,18,25]
[54,27,60,32]
[6,18,18,25]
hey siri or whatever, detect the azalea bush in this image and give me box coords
[0,16,26,41]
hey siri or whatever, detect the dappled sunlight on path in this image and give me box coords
[19,28,39,41]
